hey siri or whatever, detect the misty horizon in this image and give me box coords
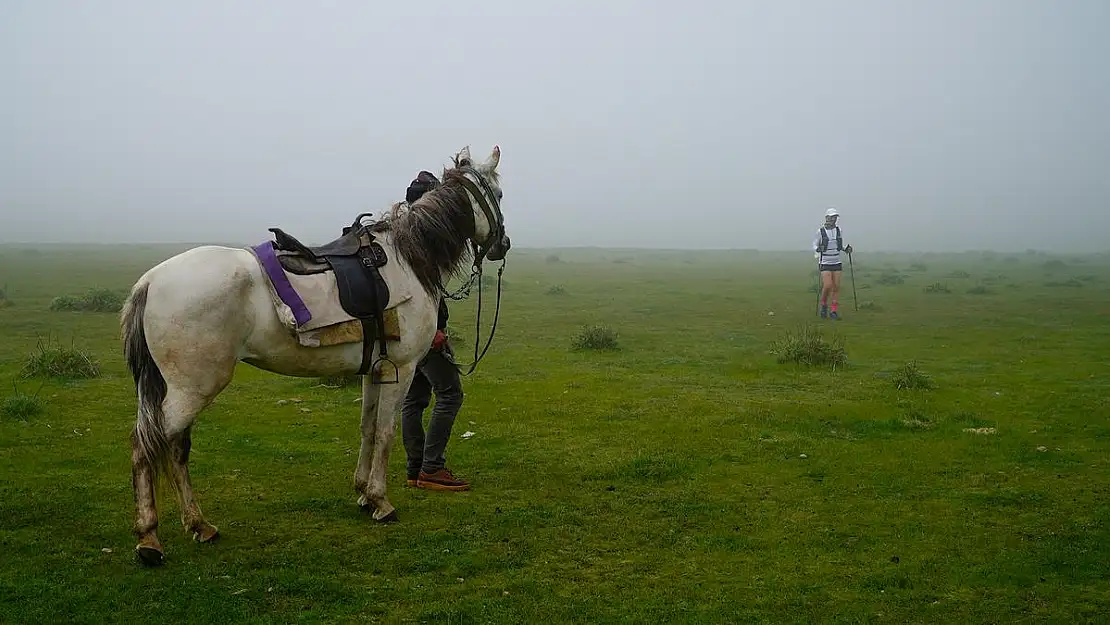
[2,1,1109,254]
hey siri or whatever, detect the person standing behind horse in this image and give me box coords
[398,171,470,491]
[813,207,853,320]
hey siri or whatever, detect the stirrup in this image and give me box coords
[370,358,399,384]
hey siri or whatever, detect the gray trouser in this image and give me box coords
[401,345,463,476]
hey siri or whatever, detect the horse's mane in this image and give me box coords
[370,167,483,296]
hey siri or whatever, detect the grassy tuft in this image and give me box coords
[859,300,882,311]
[546,284,568,296]
[20,339,101,380]
[49,287,126,313]
[769,325,846,368]
[891,360,933,390]
[877,271,905,286]
[2,394,45,420]
[1045,278,1083,288]
[572,325,620,351]
[946,270,971,279]
[924,281,951,294]
[1,382,46,420]
[967,284,992,295]
[48,295,81,311]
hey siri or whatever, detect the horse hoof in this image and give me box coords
[375,509,398,524]
[135,545,164,567]
[192,524,220,543]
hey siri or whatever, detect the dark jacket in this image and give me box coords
[437,298,448,331]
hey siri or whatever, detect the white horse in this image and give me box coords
[120,145,509,566]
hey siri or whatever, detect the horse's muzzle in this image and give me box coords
[486,235,511,261]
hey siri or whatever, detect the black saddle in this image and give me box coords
[267,213,397,383]
[270,227,371,265]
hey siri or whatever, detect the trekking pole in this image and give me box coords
[848,250,859,312]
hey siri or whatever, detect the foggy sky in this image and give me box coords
[2,1,1108,253]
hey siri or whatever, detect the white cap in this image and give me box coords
[825,207,839,217]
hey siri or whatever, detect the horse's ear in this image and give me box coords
[454,146,472,167]
[484,145,500,170]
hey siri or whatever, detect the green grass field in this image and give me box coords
[1,243,1108,623]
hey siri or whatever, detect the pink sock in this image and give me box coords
[831,300,839,312]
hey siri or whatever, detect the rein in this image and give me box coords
[445,256,505,377]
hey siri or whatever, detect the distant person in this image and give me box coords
[813,207,853,320]
[399,171,470,492]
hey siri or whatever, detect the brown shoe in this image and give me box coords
[416,468,470,492]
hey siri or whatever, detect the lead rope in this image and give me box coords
[445,257,505,377]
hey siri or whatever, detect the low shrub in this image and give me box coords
[891,361,933,390]
[21,339,101,380]
[1045,279,1083,288]
[769,325,846,368]
[877,272,905,286]
[1,383,46,420]
[572,325,620,351]
[49,288,126,313]
[924,282,951,294]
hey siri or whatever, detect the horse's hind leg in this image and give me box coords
[170,425,219,543]
[132,387,225,565]
[131,428,164,566]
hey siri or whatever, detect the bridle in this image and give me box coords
[443,165,507,376]
[455,165,506,263]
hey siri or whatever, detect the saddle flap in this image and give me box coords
[327,252,391,319]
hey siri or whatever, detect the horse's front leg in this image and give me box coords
[354,376,381,512]
[357,362,416,523]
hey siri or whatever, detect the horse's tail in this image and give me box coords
[121,281,171,477]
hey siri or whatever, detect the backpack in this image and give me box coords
[817,226,842,253]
